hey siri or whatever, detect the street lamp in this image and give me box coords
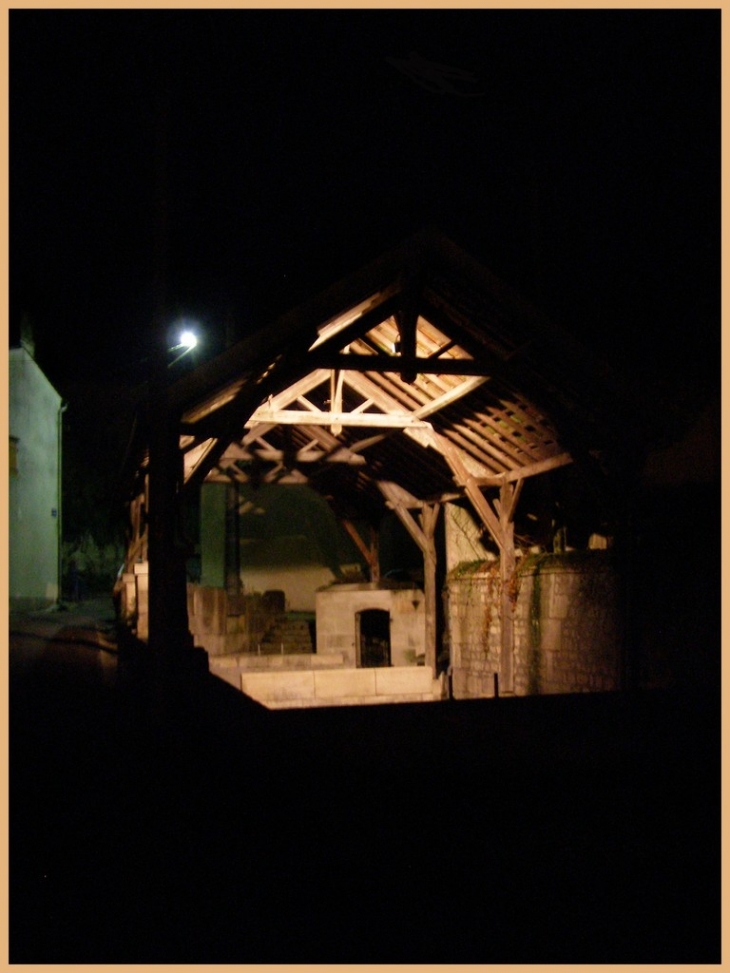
[168,326,199,367]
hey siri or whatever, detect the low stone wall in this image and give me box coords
[186,585,280,656]
[118,573,300,657]
[209,662,444,709]
[447,552,621,699]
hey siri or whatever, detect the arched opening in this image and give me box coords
[356,608,391,668]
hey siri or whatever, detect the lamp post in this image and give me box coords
[146,82,206,682]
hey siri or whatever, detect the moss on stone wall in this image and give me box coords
[447,549,619,698]
[447,558,497,580]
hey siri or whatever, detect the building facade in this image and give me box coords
[9,345,63,610]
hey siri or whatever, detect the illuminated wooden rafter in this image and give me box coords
[307,352,485,376]
[245,408,433,430]
[412,375,489,418]
[265,369,331,411]
[474,451,573,485]
[218,440,366,466]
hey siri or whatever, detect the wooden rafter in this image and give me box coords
[218,442,367,466]
[474,451,573,485]
[341,519,380,582]
[307,289,402,354]
[265,369,331,411]
[413,375,488,417]
[307,352,487,376]
[430,430,504,549]
[245,408,433,430]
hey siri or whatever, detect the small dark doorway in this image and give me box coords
[357,608,391,668]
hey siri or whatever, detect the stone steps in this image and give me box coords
[260,616,313,654]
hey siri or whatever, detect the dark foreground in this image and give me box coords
[10,602,720,964]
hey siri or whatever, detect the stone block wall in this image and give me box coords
[187,585,285,657]
[446,552,621,699]
[445,561,502,699]
[211,663,443,709]
[315,582,426,667]
[125,576,293,657]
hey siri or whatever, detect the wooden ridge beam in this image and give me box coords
[307,352,487,376]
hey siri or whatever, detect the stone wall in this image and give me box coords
[446,552,621,698]
[209,660,444,709]
[120,574,293,656]
[445,560,502,699]
[315,582,426,667]
[187,585,289,657]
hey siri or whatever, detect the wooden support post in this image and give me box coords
[421,502,440,674]
[146,80,200,674]
[330,369,344,435]
[378,482,440,672]
[432,427,526,695]
[498,480,522,694]
[395,266,421,384]
[615,512,639,692]
[147,397,195,659]
[225,481,241,600]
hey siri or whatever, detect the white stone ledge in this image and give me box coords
[240,670,315,701]
[375,666,435,695]
[227,664,441,708]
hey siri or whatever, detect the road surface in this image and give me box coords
[9,599,721,964]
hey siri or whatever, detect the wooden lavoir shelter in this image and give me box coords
[119,230,640,704]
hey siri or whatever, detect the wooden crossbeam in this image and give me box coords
[219,443,366,466]
[245,409,432,430]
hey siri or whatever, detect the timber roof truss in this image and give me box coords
[134,230,628,535]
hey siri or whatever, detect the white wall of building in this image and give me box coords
[241,564,336,611]
[444,501,497,572]
[10,347,63,608]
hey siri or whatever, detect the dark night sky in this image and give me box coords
[10,8,720,401]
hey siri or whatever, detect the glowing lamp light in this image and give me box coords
[168,324,200,366]
[178,330,198,350]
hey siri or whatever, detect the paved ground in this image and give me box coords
[9,599,721,964]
